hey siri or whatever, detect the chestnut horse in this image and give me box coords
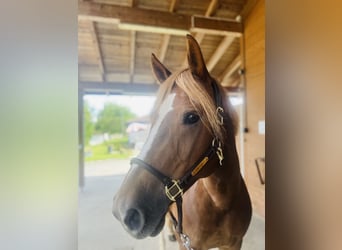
[112,35,251,250]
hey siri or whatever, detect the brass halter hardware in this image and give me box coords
[165,180,183,202]
[212,138,224,166]
[216,106,224,125]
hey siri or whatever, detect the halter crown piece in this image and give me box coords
[130,81,225,250]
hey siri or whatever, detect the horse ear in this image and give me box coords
[151,53,172,84]
[186,34,210,80]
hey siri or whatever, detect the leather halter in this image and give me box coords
[130,80,225,248]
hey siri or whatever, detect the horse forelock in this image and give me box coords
[151,69,238,144]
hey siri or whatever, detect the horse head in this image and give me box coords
[112,34,231,239]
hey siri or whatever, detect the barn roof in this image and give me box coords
[78,0,257,95]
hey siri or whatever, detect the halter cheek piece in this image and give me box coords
[130,81,225,250]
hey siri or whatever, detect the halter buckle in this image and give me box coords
[165,180,183,201]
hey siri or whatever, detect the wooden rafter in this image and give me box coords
[205,0,219,17]
[219,54,242,83]
[169,0,180,12]
[78,2,242,36]
[159,35,170,63]
[88,21,105,81]
[129,31,136,83]
[158,0,180,63]
[206,36,235,72]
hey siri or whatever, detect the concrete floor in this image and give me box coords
[78,159,264,250]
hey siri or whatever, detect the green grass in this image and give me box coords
[84,137,133,162]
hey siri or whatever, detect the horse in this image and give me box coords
[112,34,252,250]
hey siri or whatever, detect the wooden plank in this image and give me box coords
[88,21,105,81]
[79,81,159,95]
[105,73,131,83]
[79,81,242,94]
[79,2,189,33]
[78,2,242,36]
[206,36,235,71]
[219,54,242,82]
[129,31,136,83]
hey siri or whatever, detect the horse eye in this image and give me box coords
[183,112,200,125]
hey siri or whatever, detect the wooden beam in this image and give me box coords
[129,0,137,83]
[219,54,242,82]
[78,2,242,36]
[79,81,242,94]
[191,16,242,36]
[88,21,105,81]
[79,2,189,33]
[129,31,136,83]
[206,36,235,71]
[79,81,159,95]
[78,88,85,188]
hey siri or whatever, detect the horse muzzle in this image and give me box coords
[112,165,169,239]
[112,196,166,239]
[112,202,145,238]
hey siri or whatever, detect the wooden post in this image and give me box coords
[78,88,85,188]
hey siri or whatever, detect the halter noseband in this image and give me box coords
[130,81,225,249]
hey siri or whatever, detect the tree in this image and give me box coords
[95,103,136,134]
[84,101,94,145]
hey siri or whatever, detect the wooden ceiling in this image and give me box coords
[78,0,257,94]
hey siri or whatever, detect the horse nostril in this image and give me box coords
[124,208,145,232]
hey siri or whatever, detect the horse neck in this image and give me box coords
[201,135,242,209]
